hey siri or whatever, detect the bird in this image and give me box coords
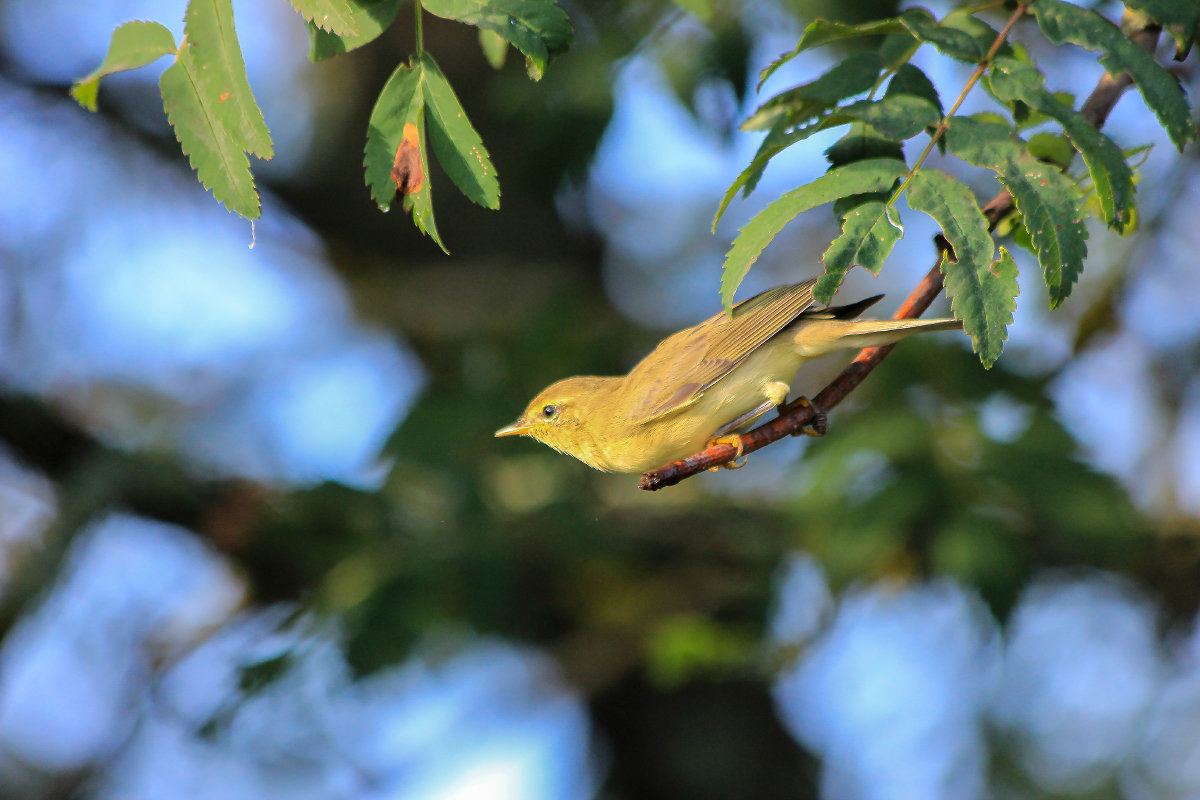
[495,278,961,473]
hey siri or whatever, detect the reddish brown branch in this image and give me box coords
[638,262,947,490]
[638,22,1162,491]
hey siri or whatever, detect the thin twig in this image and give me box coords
[889,2,1030,209]
[639,21,1162,491]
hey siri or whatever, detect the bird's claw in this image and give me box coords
[705,434,748,471]
[780,396,827,437]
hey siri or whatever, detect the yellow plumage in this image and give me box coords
[496,279,960,473]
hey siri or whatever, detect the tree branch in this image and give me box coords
[639,21,1162,491]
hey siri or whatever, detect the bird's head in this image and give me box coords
[495,376,617,465]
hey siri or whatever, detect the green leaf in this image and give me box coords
[742,53,884,132]
[364,61,445,251]
[286,0,359,35]
[422,0,572,81]
[757,18,909,90]
[309,0,403,60]
[816,200,904,302]
[365,63,422,208]
[71,20,177,111]
[1122,0,1200,58]
[183,0,273,159]
[988,56,1135,231]
[713,117,836,230]
[899,7,984,63]
[825,123,905,169]
[1026,131,1074,170]
[1032,0,1195,150]
[419,53,500,209]
[160,42,259,217]
[838,94,940,140]
[402,105,444,251]
[886,63,943,117]
[478,28,508,68]
[940,9,1014,60]
[905,169,1011,366]
[945,115,1087,307]
[720,158,908,309]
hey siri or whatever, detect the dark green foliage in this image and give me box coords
[718,0,1195,368]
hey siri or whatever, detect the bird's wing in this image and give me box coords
[624,279,818,423]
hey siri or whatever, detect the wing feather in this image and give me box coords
[624,279,818,422]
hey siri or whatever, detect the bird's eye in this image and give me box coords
[542,405,557,418]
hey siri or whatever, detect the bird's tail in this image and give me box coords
[791,315,962,357]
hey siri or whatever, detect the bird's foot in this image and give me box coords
[779,396,827,437]
[705,434,748,471]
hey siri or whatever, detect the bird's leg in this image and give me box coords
[778,395,828,437]
[705,434,747,471]
[705,381,791,471]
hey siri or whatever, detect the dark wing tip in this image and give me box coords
[826,293,885,319]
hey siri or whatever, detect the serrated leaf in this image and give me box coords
[714,111,908,230]
[899,7,984,63]
[983,247,1019,368]
[905,169,1009,365]
[757,18,909,90]
[945,115,1087,306]
[160,42,259,217]
[422,0,572,81]
[713,117,835,230]
[742,53,884,132]
[1122,0,1200,58]
[886,63,943,117]
[286,0,359,36]
[183,0,272,158]
[989,56,1135,231]
[478,28,508,68]
[309,0,403,60]
[816,200,904,302]
[420,53,499,209]
[1033,0,1194,150]
[720,158,908,309]
[402,105,444,251]
[838,94,940,140]
[71,20,177,111]
[364,61,445,251]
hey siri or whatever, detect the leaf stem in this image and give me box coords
[414,0,424,57]
[887,1,1030,207]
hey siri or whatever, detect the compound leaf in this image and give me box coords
[1033,0,1194,149]
[946,114,1087,306]
[720,158,908,309]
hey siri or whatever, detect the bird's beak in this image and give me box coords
[494,420,533,437]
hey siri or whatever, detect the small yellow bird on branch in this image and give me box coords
[496,278,961,473]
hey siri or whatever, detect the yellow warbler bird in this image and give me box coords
[496,278,960,473]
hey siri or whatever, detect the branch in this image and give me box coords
[639,20,1162,491]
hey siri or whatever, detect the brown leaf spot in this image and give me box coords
[390,122,424,195]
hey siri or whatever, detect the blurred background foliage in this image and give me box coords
[0,0,1199,798]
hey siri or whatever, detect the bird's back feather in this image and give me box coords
[624,279,818,423]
